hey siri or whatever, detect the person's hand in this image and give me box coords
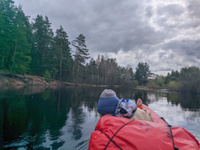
[137,98,143,106]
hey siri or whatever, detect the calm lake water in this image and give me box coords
[1,86,200,149]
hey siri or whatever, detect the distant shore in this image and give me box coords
[0,73,121,90]
[0,74,177,94]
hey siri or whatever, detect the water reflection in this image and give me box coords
[1,88,71,149]
[0,87,104,149]
[168,93,200,110]
[0,87,200,149]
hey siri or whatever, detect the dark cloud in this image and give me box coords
[145,6,154,18]
[163,39,200,59]
[187,0,200,19]
[155,3,200,30]
[157,4,185,17]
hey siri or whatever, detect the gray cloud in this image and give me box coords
[157,4,185,17]
[163,39,200,59]
[15,0,200,75]
[145,6,154,18]
[187,0,200,18]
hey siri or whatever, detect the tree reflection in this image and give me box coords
[69,108,85,140]
[1,88,71,149]
[168,92,200,110]
[1,96,28,145]
[68,88,86,141]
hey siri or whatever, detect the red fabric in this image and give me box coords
[172,127,200,150]
[143,105,200,149]
[89,105,200,150]
[143,105,166,124]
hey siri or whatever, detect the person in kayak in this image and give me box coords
[97,89,154,122]
[90,89,200,150]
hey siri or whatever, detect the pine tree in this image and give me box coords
[31,15,54,75]
[54,26,73,81]
[72,34,90,77]
[10,5,32,74]
[0,0,16,70]
[135,62,150,85]
[0,1,32,74]
[0,6,6,69]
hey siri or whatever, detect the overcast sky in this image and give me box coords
[14,0,200,75]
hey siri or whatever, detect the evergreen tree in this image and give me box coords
[0,0,16,70]
[72,34,90,77]
[85,58,98,83]
[10,6,32,74]
[54,26,73,81]
[31,15,54,75]
[0,1,32,74]
[0,5,6,69]
[165,70,179,84]
[135,62,150,85]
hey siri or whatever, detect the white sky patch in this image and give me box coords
[107,50,137,68]
[153,0,185,5]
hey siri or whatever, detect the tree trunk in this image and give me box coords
[59,41,62,81]
[11,41,17,74]
[72,58,77,76]
[1,56,4,68]
[42,48,45,62]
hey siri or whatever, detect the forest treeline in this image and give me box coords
[0,0,136,86]
[1,0,200,93]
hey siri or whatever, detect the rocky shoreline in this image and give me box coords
[0,74,118,90]
[0,74,63,89]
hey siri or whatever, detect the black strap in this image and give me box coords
[161,117,179,150]
[161,117,172,127]
[97,120,134,150]
[104,120,134,150]
[168,125,179,150]
[97,129,122,150]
